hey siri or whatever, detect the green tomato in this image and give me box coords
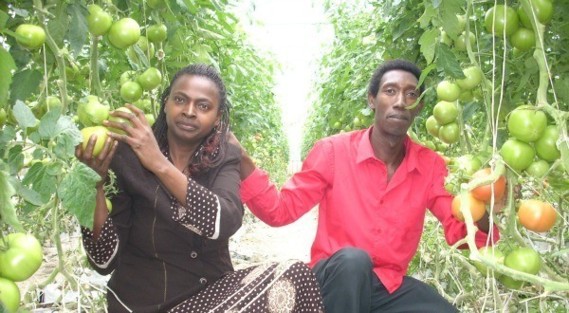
[0,233,43,282]
[438,122,460,144]
[134,98,152,112]
[519,0,553,26]
[146,24,168,43]
[87,4,113,36]
[436,80,461,102]
[510,28,535,51]
[440,30,452,46]
[454,32,475,52]
[425,115,440,137]
[456,15,467,33]
[145,113,156,126]
[507,107,547,142]
[458,90,474,102]
[108,107,134,135]
[433,100,459,125]
[120,70,137,86]
[455,154,482,176]
[456,66,483,90]
[500,247,541,289]
[120,81,143,103]
[0,277,20,313]
[77,95,110,127]
[473,246,505,277]
[15,24,46,50]
[107,18,141,49]
[525,159,550,178]
[137,67,162,91]
[147,0,166,9]
[484,5,519,37]
[81,126,109,157]
[500,138,535,172]
[535,125,561,162]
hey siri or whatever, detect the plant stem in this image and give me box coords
[90,36,102,97]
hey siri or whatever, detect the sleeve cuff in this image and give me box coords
[240,168,269,203]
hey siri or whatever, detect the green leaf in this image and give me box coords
[48,3,70,46]
[58,162,100,229]
[22,161,57,203]
[67,4,88,57]
[0,46,16,108]
[11,179,43,206]
[7,145,24,175]
[419,29,438,64]
[51,115,82,159]
[12,100,37,128]
[0,169,23,232]
[0,126,16,148]
[440,0,464,40]
[436,44,463,77]
[38,108,63,140]
[418,4,437,29]
[10,69,42,102]
[0,10,8,29]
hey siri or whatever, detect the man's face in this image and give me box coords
[368,70,423,137]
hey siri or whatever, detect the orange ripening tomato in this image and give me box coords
[470,168,506,203]
[452,193,486,222]
[517,199,557,232]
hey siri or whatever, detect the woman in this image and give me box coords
[76,64,323,312]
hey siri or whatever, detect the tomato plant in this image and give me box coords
[456,66,483,90]
[535,125,561,162]
[436,80,460,102]
[14,24,46,50]
[81,126,109,157]
[0,277,19,313]
[120,81,143,103]
[473,246,504,277]
[433,100,458,125]
[507,107,547,142]
[107,17,141,49]
[500,138,535,172]
[87,4,112,36]
[470,168,506,203]
[77,95,110,127]
[510,28,535,51]
[517,199,557,232]
[146,24,168,43]
[0,233,43,282]
[137,67,162,91]
[451,193,486,222]
[484,5,519,37]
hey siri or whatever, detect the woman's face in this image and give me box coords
[164,74,221,146]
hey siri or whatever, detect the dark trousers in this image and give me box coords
[312,247,459,313]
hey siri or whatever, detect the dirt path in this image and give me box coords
[231,209,318,269]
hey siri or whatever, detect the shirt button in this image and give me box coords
[190,251,198,259]
[199,277,207,284]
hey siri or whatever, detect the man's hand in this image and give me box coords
[227,131,256,180]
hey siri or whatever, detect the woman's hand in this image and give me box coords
[105,104,165,173]
[75,135,117,187]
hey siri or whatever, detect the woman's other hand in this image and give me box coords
[75,134,117,187]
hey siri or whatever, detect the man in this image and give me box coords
[235,59,499,312]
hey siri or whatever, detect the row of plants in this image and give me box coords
[305,0,568,311]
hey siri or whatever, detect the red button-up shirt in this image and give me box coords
[241,128,499,293]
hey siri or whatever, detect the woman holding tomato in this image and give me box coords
[76,64,323,312]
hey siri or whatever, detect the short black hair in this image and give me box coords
[368,59,424,97]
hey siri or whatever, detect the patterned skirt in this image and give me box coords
[168,260,324,313]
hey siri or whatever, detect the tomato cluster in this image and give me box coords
[0,233,44,312]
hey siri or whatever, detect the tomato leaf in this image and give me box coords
[10,179,43,206]
[7,146,24,175]
[436,45,463,78]
[22,161,57,204]
[10,70,41,103]
[0,10,8,29]
[12,100,36,129]
[0,126,16,148]
[0,46,16,108]
[58,162,100,229]
[47,3,70,46]
[440,0,464,40]
[67,4,88,57]
[419,29,438,64]
[38,108,63,140]
[0,168,23,232]
[51,116,82,159]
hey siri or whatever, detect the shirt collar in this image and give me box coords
[356,127,423,174]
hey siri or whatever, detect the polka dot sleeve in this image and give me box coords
[171,177,221,239]
[81,217,120,269]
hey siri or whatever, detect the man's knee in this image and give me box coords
[330,247,373,272]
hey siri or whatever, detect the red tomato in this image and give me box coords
[470,168,506,203]
[451,193,486,222]
[517,199,557,232]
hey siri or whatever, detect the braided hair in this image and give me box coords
[152,64,230,175]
